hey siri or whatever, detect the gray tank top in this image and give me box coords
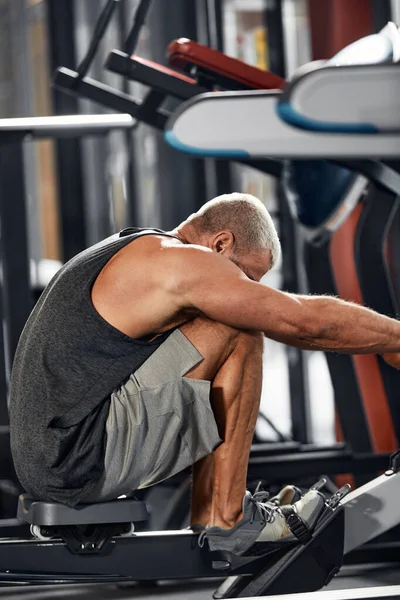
[9,228,180,506]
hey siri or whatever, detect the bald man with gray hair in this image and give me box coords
[10,192,400,558]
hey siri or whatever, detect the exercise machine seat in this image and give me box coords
[168,38,284,90]
[17,494,148,526]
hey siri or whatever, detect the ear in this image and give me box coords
[212,231,235,254]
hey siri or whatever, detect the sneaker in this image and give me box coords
[190,484,302,533]
[200,488,325,556]
[269,484,303,506]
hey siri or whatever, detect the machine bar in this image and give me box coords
[0,115,134,139]
[54,67,168,129]
[0,531,253,583]
[76,0,122,79]
[124,0,154,55]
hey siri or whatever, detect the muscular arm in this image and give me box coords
[167,246,400,355]
[265,332,324,352]
[264,294,395,353]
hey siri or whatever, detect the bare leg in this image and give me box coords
[191,454,214,526]
[180,318,264,529]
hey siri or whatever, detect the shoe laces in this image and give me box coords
[197,483,278,548]
[249,484,278,525]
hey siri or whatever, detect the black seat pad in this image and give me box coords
[17,494,148,526]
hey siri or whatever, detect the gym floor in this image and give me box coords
[1,565,399,600]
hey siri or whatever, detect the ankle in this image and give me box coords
[209,510,243,530]
[190,514,210,528]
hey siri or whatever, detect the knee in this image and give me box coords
[235,329,264,355]
[181,317,263,355]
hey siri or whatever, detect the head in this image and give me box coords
[177,193,281,281]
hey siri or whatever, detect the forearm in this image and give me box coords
[266,333,322,352]
[292,294,400,354]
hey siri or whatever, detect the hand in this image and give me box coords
[382,352,400,370]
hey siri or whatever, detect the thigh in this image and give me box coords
[179,317,239,381]
[180,317,262,382]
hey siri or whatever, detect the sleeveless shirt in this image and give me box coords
[9,228,180,506]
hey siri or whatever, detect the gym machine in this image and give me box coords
[2,6,400,598]
[1,453,400,597]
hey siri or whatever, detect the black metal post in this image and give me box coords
[371,0,392,31]
[77,0,122,79]
[205,0,233,196]
[142,0,208,227]
[117,0,140,226]
[124,0,155,55]
[264,0,286,78]
[46,0,87,261]
[0,139,32,397]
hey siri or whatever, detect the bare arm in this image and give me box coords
[265,332,324,352]
[168,246,400,355]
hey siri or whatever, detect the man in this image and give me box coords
[9,193,400,557]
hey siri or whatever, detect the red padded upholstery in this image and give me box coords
[168,38,284,90]
[131,54,198,84]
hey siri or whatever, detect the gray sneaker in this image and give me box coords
[200,488,325,556]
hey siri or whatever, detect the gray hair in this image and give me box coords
[193,192,281,268]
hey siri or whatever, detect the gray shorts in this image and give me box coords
[88,329,222,502]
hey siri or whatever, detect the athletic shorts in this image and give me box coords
[88,329,222,502]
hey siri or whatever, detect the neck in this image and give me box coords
[171,221,204,246]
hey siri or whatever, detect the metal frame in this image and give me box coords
[0,140,32,388]
[116,0,140,226]
[1,461,400,596]
[0,115,134,137]
[264,0,286,79]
